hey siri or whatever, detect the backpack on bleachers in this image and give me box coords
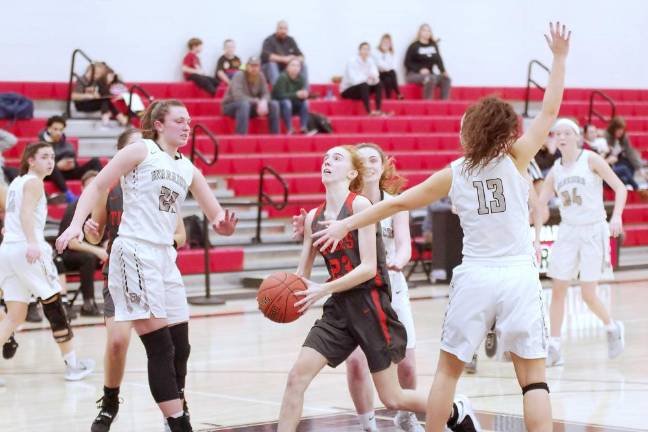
[0,93,34,123]
[307,113,333,134]
[183,215,211,249]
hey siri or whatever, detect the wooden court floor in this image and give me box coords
[1,280,647,431]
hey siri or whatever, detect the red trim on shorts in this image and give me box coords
[370,288,391,344]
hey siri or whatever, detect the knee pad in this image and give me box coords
[169,322,191,392]
[42,294,73,343]
[140,327,179,403]
[522,382,550,395]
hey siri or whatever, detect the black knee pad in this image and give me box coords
[140,327,179,403]
[522,382,550,395]
[169,322,191,392]
[42,294,73,343]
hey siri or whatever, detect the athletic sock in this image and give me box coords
[550,337,561,349]
[63,351,78,368]
[104,386,120,400]
[358,411,377,431]
[170,410,184,419]
[605,321,617,332]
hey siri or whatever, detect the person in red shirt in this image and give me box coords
[182,38,220,97]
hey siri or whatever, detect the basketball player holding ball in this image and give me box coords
[277,145,479,432]
[56,100,237,432]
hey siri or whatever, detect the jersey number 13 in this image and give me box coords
[473,179,506,215]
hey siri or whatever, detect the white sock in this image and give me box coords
[63,351,78,368]
[170,410,184,419]
[605,321,617,331]
[550,337,561,349]
[358,411,377,431]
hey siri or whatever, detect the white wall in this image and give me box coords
[2,0,647,88]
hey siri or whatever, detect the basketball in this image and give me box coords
[257,272,306,323]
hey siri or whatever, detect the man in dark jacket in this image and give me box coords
[261,20,308,85]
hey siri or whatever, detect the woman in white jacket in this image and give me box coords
[341,42,384,115]
[375,34,402,100]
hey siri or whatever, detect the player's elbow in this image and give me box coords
[360,262,377,282]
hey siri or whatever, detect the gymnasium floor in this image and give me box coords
[1,278,647,432]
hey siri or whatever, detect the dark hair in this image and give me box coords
[223,38,234,47]
[583,123,595,134]
[356,143,407,195]
[140,100,186,141]
[358,42,370,51]
[461,96,519,173]
[606,116,626,138]
[117,128,141,150]
[378,34,393,54]
[46,115,66,128]
[80,170,99,186]
[20,142,52,175]
[187,38,202,49]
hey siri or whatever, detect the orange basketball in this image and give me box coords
[257,272,306,323]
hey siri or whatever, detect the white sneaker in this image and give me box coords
[393,411,424,432]
[64,358,95,381]
[545,343,564,367]
[607,321,625,359]
[0,377,5,387]
[451,394,482,431]
[464,354,478,374]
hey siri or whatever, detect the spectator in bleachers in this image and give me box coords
[604,116,646,190]
[71,62,128,127]
[582,123,608,154]
[57,170,106,316]
[341,42,384,116]
[221,57,280,135]
[0,129,19,184]
[271,58,310,134]
[375,33,402,100]
[404,24,451,100]
[215,39,242,85]
[182,37,221,97]
[261,20,308,86]
[39,115,103,203]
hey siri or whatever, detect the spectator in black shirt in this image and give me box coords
[58,170,107,316]
[215,39,242,85]
[39,115,103,203]
[404,24,451,100]
[261,20,308,85]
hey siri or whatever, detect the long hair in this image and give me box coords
[140,99,186,141]
[606,116,626,139]
[20,142,52,175]
[378,34,393,54]
[461,96,519,173]
[416,23,434,43]
[356,143,407,195]
[339,145,366,194]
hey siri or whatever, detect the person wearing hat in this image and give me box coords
[221,56,280,135]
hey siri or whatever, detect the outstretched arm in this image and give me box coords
[511,22,571,171]
[190,167,238,236]
[589,152,626,237]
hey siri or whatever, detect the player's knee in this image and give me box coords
[346,356,368,382]
[398,360,416,384]
[169,322,190,363]
[140,327,179,403]
[41,294,73,343]
[285,365,310,393]
[580,287,597,305]
[107,333,129,358]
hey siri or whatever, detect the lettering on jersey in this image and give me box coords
[321,232,355,256]
[382,226,394,239]
[556,176,586,190]
[109,209,122,227]
[151,169,188,190]
[5,191,15,213]
[158,186,179,213]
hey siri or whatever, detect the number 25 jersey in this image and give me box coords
[449,155,533,260]
[118,139,194,246]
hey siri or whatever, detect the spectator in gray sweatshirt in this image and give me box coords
[221,56,280,135]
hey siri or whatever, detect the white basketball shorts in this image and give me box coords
[0,241,61,303]
[388,270,416,349]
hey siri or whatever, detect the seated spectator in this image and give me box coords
[39,115,103,203]
[375,33,402,99]
[182,37,221,97]
[271,58,310,134]
[535,132,560,177]
[215,39,242,85]
[221,57,280,135]
[404,24,451,100]
[604,116,647,190]
[0,129,19,184]
[57,170,106,316]
[340,42,384,115]
[71,62,128,127]
[261,20,308,85]
[582,123,609,154]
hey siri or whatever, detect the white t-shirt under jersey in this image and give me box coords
[449,155,534,260]
[118,139,195,246]
[550,150,606,226]
[3,174,46,243]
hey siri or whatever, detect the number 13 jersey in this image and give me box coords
[449,155,533,260]
[118,139,194,246]
[550,150,606,226]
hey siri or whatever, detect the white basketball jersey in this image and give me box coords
[118,139,195,246]
[379,192,398,264]
[449,155,534,260]
[551,150,606,225]
[2,174,47,243]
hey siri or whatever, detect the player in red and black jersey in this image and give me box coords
[278,146,474,432]
[83,128,187,432]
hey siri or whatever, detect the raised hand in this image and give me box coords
[311,219,349,253]
[544,21,571,57]
[291,208,307,241]
[212,209,238,236]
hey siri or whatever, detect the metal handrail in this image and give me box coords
[190,124,219,166]
[588,90,616,124]
[66,49,95,118]
[523,59,550,118]
[254,166,289,243]
[126,84,154,124]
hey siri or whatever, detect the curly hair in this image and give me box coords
[461,96,519,174]
[356,143,407,195]
[339,145,366,194]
